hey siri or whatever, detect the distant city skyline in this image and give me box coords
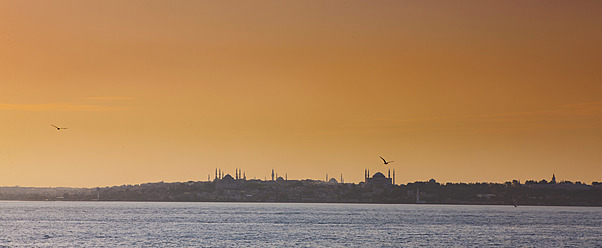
[2,170,599,206]
[1,1,601,187]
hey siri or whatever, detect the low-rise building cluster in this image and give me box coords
[1,172,600,206]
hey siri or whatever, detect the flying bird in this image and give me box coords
[51,124,68,130]
[380,156,394,165]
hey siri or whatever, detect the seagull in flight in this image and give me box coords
[51,124,68,131]
[380,156,394,165]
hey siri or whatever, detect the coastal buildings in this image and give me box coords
[2,170,600,206]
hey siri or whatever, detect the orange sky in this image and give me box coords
[1,1,601,187]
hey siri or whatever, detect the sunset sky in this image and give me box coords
[1,1,601,187]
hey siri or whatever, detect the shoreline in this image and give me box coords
[1,199,601,208]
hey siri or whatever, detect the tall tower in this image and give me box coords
[271,169,274,181]
[551,174,556,184]
[388,169,391,179]
[416,188,420,203]
[215,168,218,181]
[341,173,343,184]
[393,169,396,185]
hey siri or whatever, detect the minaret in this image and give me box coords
[416,188,420,203]
[326,173,328,182]
[364,169,367,181]
[285,173,288,181]
[243,172,246,180]
[271,169,274,181]
[551,174,556,184]
[215,168,218,181]
[388,169,391,179]
[235,168,238,180]
[393,169,396,185]
[341,173,343,184]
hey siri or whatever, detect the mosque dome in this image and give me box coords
[372,172,386,178]
[222,174,235,181]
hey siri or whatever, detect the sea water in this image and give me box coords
[0,201,600,247]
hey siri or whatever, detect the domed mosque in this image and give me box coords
[364,169,395,186]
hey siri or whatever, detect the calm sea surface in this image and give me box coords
[0,201,600,247]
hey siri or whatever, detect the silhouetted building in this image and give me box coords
[216,174,237,190]
[365,171,392,186]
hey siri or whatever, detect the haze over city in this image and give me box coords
[1,1,601,187]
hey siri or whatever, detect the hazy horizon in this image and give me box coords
[1,0,601,187]
[0,173,594,189]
